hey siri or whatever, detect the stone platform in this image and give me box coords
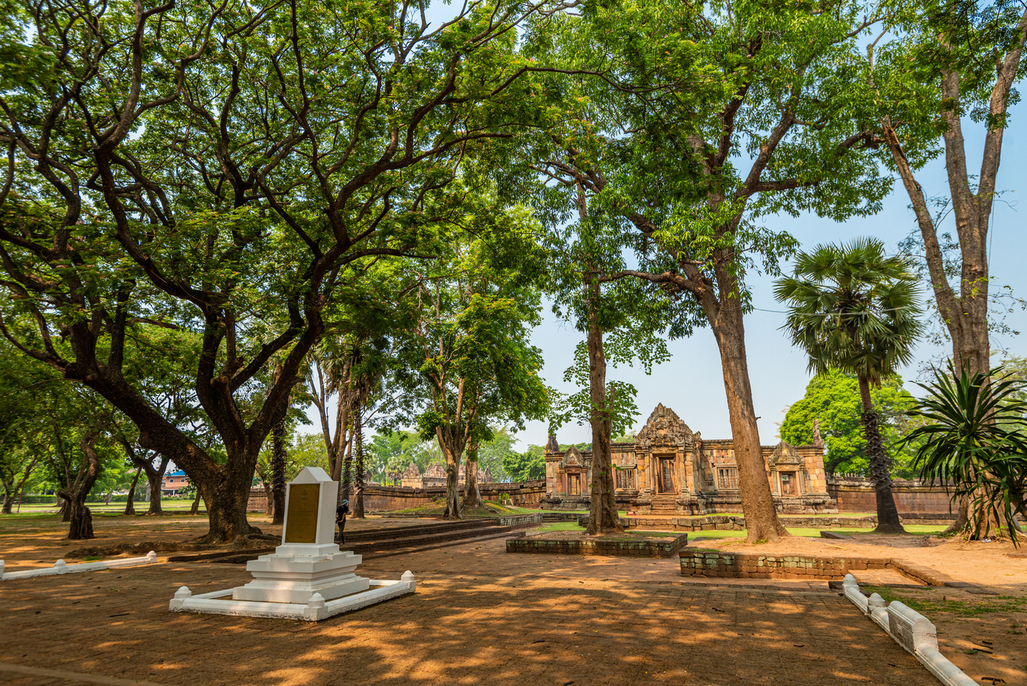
[507,533,688,557]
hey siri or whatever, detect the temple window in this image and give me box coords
[717,467,738,490]
[616,469,636,490]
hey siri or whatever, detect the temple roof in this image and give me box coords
[769,441,803,467]
[635,403,693,446]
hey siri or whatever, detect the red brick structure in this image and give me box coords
[246,481,544,513]
[827,477,956,515]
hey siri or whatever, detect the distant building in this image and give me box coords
[161,470,190,497]
[400,462,492,489]
[542,404,836,515]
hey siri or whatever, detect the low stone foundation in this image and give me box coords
[507,534,688,558]
[620,513,954,532]
[680,549,894,580]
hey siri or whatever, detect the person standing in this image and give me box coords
[335,499,350,544]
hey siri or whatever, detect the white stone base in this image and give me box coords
[232,548,369,603]
[1,552,159,581]
[169,572,416,622]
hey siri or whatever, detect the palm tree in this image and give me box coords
[774,237,923,533]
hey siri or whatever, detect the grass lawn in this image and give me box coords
[9,500,199,513]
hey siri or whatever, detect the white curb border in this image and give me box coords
[842,574,976,686]
[1,551,159,580]
[168,571,416,621]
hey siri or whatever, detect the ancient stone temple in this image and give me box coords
[541,404,836,515]
[400,462,492,489]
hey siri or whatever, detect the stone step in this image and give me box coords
[343,519,493,543]
[194,523,526,565]
[357,529,523,560]
[340,524,517,552]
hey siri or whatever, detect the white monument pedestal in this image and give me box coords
[231,468,370,604]
[232,548,369,603]
[169,467,415,621]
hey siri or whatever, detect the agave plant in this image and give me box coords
[903,364,1027,543]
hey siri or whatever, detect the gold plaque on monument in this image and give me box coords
[284,483,320,543]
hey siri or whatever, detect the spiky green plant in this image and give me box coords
[904,364,1027,544]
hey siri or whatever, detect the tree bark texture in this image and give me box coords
[856,377,904,533]
[709,303,788,543]
[352,409,365,519]
[441,444,461,520]
[59,432,103,540]
[586,277,622,535]
[271,414,287,525]
[463,451,482,508]
[143,459,168,516]
[341,432,354,502]
[434,375,472,520]
[437,423,464,520]
[124,467,142,516]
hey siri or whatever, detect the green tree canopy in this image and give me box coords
[503,445,545,483]
[780,370,916,477]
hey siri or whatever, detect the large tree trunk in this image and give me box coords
[438,432,462,520]
[60,432,103,540]
[124,467,141,516]
[1,489,13,515]
[709,303,787,543]
[66,492,94,540]
[341,431,354,502]
[586,276,622,535]
[857,377,904,534]
[144,461,166,516]
[195,463,259,542]
[271,414,287,525]
[263,478,274,517]
[352,409,365,519]
[463,452,482,508]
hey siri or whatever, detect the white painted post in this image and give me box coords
[305,592,326,621]
[401,570,416,591]
[54,559,67,574]
[168,585,192,612]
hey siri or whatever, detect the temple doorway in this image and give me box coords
[780,472,797,496]
[657,458,676,493]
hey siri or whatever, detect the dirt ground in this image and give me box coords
[1,515,1025,685]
